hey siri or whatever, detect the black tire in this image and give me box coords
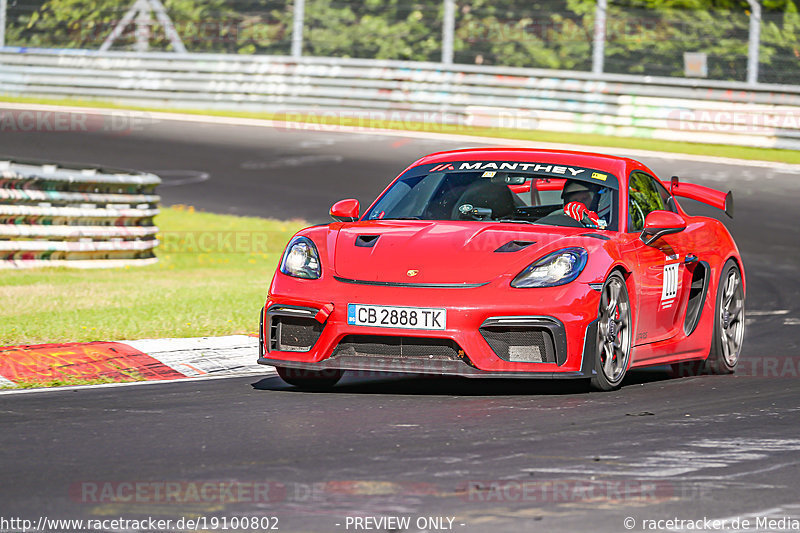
[276,367,344,390]
[591,272,633,391]
[705,259,745,374]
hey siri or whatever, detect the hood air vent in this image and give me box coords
[355,235,380,247]
[580,232,611,241]
[494,241,536,253]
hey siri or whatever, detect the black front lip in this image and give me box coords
[258,355,590,380]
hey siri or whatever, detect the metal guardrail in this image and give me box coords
[1,48,800,150]
[0,156,160,268]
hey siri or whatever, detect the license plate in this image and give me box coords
[347,304,446,330]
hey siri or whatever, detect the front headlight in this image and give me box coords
[511,247,588,288]
[280,236,321,279]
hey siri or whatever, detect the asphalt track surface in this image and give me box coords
[2,110,800,532]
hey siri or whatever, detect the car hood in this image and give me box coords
[331,220,592,284]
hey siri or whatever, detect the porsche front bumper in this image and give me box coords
[257,273,601,379]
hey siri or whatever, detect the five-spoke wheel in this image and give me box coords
[592,272,632,391]
[706,260,745,373]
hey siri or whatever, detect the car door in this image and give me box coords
[628,171,693,346]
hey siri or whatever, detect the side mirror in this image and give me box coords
[330,199,359,222]
[640,210,687,246]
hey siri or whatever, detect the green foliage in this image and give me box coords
[603,2,751,79]
[759,1,800,83]
[4,0,800,82]
[453,0,591,68]
[270,0,443,60]
[8,0,241,52]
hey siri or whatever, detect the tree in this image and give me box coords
[5,0,799,83]
[453,0,591,68]
[8,0,240,52]
[262,0,443,60]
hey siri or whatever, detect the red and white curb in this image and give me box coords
[0,335,275,392]
[121,336,269,377]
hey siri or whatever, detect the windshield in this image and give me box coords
[364,162,619,230]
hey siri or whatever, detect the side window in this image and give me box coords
[628,172,666,232]
[652,179,677,213]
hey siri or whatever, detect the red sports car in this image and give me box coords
[258,148,745,391]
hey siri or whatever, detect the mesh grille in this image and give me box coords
[479,326,555,363]
[271,316,323,352]
[331,335,463,361]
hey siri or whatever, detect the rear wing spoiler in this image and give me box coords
[670,176,734,218]
[508,178,565,194]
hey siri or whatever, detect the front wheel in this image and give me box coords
[705,260,745,374]
[591,272,633,391]
[276,367,344,390]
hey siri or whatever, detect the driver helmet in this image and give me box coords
[562,180,599,210]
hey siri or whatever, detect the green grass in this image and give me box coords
[2,374,146,390]
[0,206,306,346]
[3,95,800,165]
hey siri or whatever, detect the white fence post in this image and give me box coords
[147,0,187,53]
[746,0,761,85]
[291,0,305,58]
[101,0,186,53]
[135,1,152,52]
[442,0,455,65]
[0,0,7,48]
[592,0,607,75]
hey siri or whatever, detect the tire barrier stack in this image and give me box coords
[1,48,800,150]
[0,157,160,268]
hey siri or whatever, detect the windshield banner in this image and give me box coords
[422,161,618,188]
